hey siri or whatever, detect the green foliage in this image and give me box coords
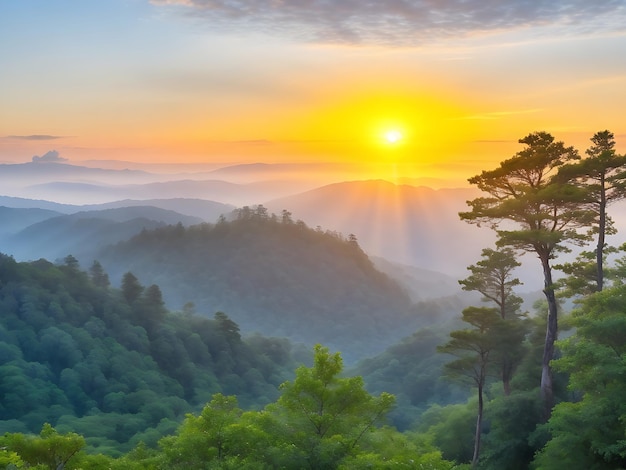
[100,210,415,362]
[459,248,522,319]
[339,427,455,469]
[479,390,544,470]
[274,345,395,468]
[460,131,595,418]
[159,394,244,468]
[438,307,501,387]
[0,423,85,470]
[89,259,110,289]
[0,252,299,453]
[556,130,626,291]
[122,271,144,304]
[415,402,476,463]
[353,324,470,431]
[461,131,589,251]
[438,307,504,466]
[555,249,607,298]
[156,345,455,470]
[534,285,626,468]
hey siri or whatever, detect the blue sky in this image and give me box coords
[2,0,626,185]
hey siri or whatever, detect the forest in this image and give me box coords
[2,130,626,469]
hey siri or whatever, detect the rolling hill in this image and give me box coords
[0,206,63,237]
[98,210,440,362]
[3,207,204,263]
[265,179,494,278]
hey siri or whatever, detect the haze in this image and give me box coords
[2,0,625,187]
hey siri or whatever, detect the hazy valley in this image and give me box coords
[2,153,625,468]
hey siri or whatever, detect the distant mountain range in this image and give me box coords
[23,179,316,206]
[0,206,62,237]
[0,161,327,205]
[265,179,495,278]
[0,160,521,281]
[1,206,204,263]
[0,195,233,218]
[371,256,464,301]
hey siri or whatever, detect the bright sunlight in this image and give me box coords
[385,130,403,144]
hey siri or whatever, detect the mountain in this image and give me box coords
[0,161,155,184]
[0,161,311,206]
[0,206,63,237]
[0,195,233,221]
[207,162,355,182]
[78,198,234,220]
[0,195,79,213]
[23,179,316,206]
[264,180,494,278]
[99,211,433,363]
[3,207,203,263]
[371,256,464,302]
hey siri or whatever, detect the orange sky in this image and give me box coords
[2,1,626,187]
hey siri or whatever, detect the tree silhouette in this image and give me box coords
[460,131,592,419]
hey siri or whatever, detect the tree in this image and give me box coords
[281,209,293,224]
[459,247,522,320]
[534,284,626,468]
[214,311,241,344]
[276,344,395,469]
[159,393,243,468]
[0,423,85,470]
[121,271,143,305]
[63,254,80,271]
[557,130,626,292]
[89,260,110,289]
[554,247,617,298]
[460,131,592,418]
[135,284,167,333]
[438,306,501,467]
[459,248,526,395]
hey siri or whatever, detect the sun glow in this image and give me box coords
[385,129,403,144]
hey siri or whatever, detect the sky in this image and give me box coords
[2,0,626,186]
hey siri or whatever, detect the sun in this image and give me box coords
[384,129,403,144]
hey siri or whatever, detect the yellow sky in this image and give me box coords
[2,1,626,187]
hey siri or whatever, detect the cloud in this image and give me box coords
[32,150,68,163]
[7,134,64,141]
[151,0,626,46]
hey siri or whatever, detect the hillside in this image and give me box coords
[371,256,464,302]
[265,180,494,277]
[0,253,301,454]
[99,208,426,362]
[351,324,470,430]
[79,198,234,220]
[3,207,203,263]
[0,206,63,237]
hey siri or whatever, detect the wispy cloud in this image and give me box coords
[151,0,626,46]
[7,134,65,141]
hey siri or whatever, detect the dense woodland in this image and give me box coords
[0,253,305,455]
[2,130,626,468]
[98,207,429,362]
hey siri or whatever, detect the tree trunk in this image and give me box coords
[540,254,557,421]
[502,362,512,396]
[472,381,484,467]
[597,174,606,292]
